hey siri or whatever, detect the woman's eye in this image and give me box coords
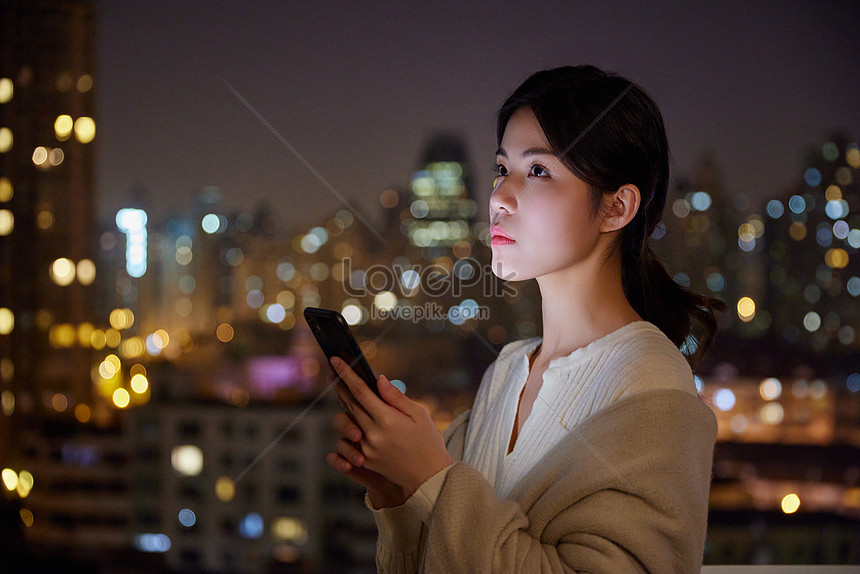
[530,164,549,177]
[493,163,508,177]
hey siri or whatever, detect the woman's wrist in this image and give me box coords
[367,484,410,509]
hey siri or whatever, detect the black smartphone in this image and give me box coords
[303,307,379,396]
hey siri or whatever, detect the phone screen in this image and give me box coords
[303,307,379,396]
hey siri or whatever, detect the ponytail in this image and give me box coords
[623,246,725,368]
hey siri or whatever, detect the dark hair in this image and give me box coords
[497,65,725,366]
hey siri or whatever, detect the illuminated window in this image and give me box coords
[54,115,73,141]
[0,128,12,153]
[0,178,12,202]
[0,78,12,103]
[74,117,96,143]
[116,209,147,277]
[50,258,76,286]
[0,210,13,235]
[171,445,203,476]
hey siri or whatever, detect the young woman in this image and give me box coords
[326,65,724,572]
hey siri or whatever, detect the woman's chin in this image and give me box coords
[492,259,520,281]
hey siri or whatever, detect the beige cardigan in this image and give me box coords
[374,389,717,573]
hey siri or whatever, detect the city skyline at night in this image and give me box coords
[3,1,860,572]
[95,1,860,228]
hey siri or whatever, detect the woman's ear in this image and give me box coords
[600,184,641,233]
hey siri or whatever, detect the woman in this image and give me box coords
[326,65,724,572]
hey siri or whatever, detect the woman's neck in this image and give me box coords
[534,255,641,362]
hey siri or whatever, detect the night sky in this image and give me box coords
[96,1,860,229]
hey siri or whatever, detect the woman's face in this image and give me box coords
[489,107,605,282]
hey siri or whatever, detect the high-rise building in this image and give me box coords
[0,0,100,456]
[652,154,768,343]
[763,135,859,356]
[403,134,477,259]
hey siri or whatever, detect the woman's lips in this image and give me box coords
[490,225,515,246]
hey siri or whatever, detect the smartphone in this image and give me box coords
[303,307,379,396]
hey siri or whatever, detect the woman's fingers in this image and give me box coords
[333,412,362,442]
[330,357,386,419]
[326,452,352,473]
[336,438,365,467]
[334,377,374,429]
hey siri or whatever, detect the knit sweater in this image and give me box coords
[465,321,698,498]
[369,322,718,573]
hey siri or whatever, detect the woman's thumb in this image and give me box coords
[377,375,407,402]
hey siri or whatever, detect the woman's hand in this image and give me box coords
[326,411,410,508]
[329,357,453,496]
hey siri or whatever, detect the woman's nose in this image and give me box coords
[489,180,518,216]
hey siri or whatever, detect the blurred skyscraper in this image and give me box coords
[0,0,99,464]
[763,135,859,358]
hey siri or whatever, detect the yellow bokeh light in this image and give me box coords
[760,402,784,425]
[130,363,147,377]
[50,258,76,286]
[74,116,96,143]
[35,309,53,330]
[272,517,308,543]
[824,248,849,269]
[737,297,755,322]
[109,308,134,330]
[781,493,800,514]
[90,329,106,350]
[74,403,91,423]
[0,78,12,103]
[51,393,68,412]
[77,259,96,285]
[99,360,117,380]
[112,388,130,408]
[0,209,13,235]
[847,147,860,169]
[2,468,18,491]
[77,323,94,347]
[0,358,12,382]
[130,374,148,394]
[19,508,34,528]
[54,114,73,141]
[17,470,33,498]
[151,329,169,350]
[50,323,75,347]
[0,127,12,153]
[789,222,806,241]
[216,323,234,343]
[215,476,235,502]
[120,337,145,359]
[36,210,54,230]
[0,177,12,202]
[1,390,15,416]
[105,328,121,348]
[279,313,296,331]
[276,290,296,309]
[374,291,397,311]
[0,308,14,335]
[825,185,842,201]
[77,74,93,92]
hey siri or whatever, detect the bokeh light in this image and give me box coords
[781,493,801,514]
[73,116,96,143]
[171,445,203,476]
[737,297,755,322]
